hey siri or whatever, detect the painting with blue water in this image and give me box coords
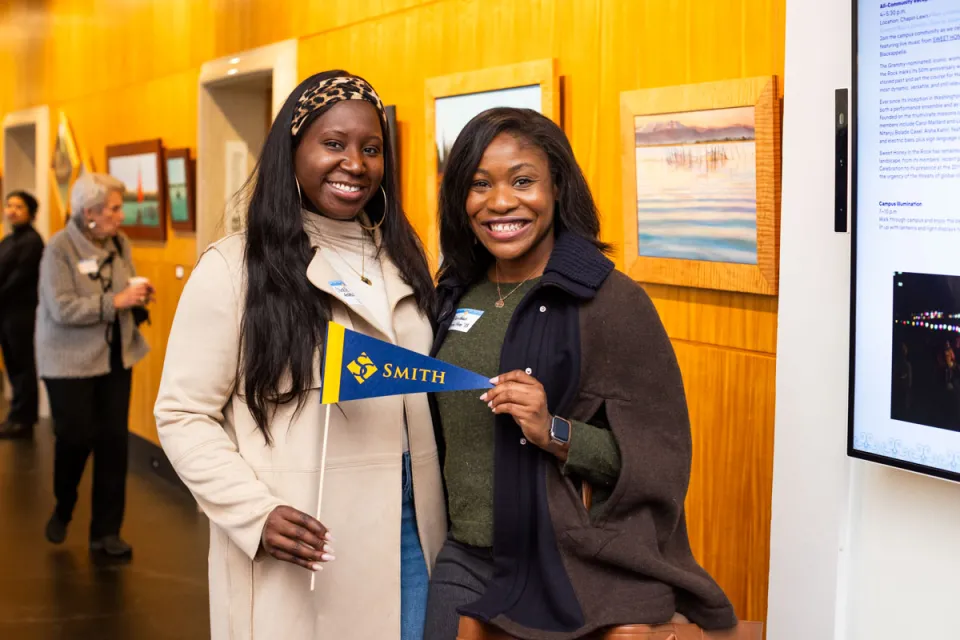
[634,106,757,265]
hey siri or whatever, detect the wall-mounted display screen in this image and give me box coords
[850,0,960,481]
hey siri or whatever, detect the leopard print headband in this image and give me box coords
[290,76,386,137]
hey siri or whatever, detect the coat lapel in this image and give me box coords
[305,248,387,337]
[380,254,415,324]
[66,222,111,262]
[302,210,418,346]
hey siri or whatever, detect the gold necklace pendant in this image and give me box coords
[494,263,536,309]
[329,233,374,286]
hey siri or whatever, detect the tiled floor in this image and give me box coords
[0,420,210,639]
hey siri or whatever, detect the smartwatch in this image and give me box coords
[549,415,572,446]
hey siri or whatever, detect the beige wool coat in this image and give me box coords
[154,229,447,640]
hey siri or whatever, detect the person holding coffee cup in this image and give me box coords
[35,172,153,559]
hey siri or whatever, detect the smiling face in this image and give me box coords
[293,100,384,221]
[466,132,557,276]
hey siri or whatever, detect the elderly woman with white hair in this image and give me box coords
[36,172,154,559]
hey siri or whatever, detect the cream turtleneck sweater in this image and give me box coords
[301,210,408,450]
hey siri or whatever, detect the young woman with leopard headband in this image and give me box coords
[156,70,443,640]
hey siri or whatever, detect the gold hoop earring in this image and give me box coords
[295,177,304,210]
[358,185,387,232]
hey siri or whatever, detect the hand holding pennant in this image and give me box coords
[319,321,493,404]
[310,322,492,590]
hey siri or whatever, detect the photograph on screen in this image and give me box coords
[891,272,960,432]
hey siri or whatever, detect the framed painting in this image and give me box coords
[425,59,560,267]
[385,105,400,193]
[620,76,781,295]
[165,148,196,232]
[106,139,166,242]
[51,112,82,217]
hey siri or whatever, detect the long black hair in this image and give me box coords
[437,107,610,286]
[241,70,434,443]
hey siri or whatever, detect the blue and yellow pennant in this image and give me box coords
[320,322,492,404]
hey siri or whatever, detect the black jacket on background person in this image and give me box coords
[0,222,44,430]
[0,223,44,312]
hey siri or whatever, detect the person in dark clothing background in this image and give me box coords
[0,190,44,439]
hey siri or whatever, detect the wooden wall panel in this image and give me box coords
[644,284,779,354]
[674,341,777,624]
[0,0,785,627]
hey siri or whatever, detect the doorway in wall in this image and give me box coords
[3,125,36,237]
[2,106,51,418]
[196,40,297,255]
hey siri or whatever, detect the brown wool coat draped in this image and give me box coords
[431,233,736,639]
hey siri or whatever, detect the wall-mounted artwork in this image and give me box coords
[425,59,560,267]
[106,139,166,242]
[51,112,82,218]
[165,148,195,232]
[223,140,249,235]
[384,105,400,198]
[620,76,781,295]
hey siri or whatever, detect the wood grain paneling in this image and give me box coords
[0,0,785,627]
[644,284,780,354]
[674,341,777,624]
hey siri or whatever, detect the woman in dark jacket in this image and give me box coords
[423,108,738,640]
[0,191,44,439]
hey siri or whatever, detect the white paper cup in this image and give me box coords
[128,276,150,287]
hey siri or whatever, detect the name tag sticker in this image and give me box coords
[77,259,98,275]
[450,308,484,333]
[328,280,362,306]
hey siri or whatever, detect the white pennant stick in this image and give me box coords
[310,403,333,592]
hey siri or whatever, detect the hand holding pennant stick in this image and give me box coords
[310,321,493,591]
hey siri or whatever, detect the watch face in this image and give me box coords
[551,417,571,444]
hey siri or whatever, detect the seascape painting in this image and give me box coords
[634,105,758,265]
[108,152,162,228]
[435,85,541,187]
[166,156,189,223]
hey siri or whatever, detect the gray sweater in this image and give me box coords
[35,223,149,379]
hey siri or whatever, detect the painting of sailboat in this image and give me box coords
[634,106,758,265]
[108,151,162,228]
[106,139,166,241]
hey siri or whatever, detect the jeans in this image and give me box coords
[401,452,429,640]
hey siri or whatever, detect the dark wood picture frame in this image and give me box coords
[384,105,400,199]
[164,147,196,232]
[105,138,166,242]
